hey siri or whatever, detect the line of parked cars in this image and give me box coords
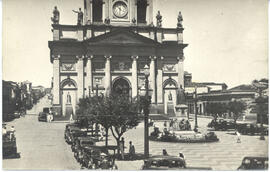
[207,118,268,135]
[64,122,118,170]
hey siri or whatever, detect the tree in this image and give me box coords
[76,93,141,148]
[228,100,246,124]
[108,93,140,154]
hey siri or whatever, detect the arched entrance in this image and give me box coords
[163,78,178,116]
[112,77,131,97]
[60,77,77,118]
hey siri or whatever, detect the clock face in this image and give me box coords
[113,1,128,18]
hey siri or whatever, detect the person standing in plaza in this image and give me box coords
[119,137,125,160]
[70,113,73,123]
[236,131,241,143]
[128,141,135,160]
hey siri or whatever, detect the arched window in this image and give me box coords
[93,0,103,22]
[137,0,147,24]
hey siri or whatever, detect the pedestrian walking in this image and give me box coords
[70,113,74,123]
[236,131,241,143]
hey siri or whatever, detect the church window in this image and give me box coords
[93,0,103,22]
[137,0,147,24]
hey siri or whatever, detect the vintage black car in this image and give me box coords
[70,130,87,150]
[207,118,235,131]
[80,145,118,170]
[3,131,18,158]
[237,122,268,135]
[237,156,268,170]
[73,136,97,163]
[142,155,186,170]
[65,125,82,144]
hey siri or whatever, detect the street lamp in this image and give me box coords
[139,64,151,158]
[193,85,198,129]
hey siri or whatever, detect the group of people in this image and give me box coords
[164,118,191,131]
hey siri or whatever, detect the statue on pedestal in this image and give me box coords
[177,11,183,28]
[72,8,83,25]
[66,92,71,104]
[156,11,162,28]
[176,85,186,105]
[51,6,60,24]
[168,91,173,101]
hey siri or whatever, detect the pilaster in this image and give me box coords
[157,56,164,103]
[131,56,138,98]
[53,55,60,105]
[86,55,93,96]
[147,0,153,25]
[104,55,112,96]
[149,56,156,103]
[177,56,184,88]
[77,55,85,101]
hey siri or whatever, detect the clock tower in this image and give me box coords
[84,0,153,25]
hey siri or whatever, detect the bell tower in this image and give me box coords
[84,0,153,25]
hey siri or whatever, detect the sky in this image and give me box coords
[2,0,268,88]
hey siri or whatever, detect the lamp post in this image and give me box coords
[193,85,198,129]
[140,64,151,158]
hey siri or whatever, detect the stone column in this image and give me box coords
[86,55,93,96]
[177,56,184,88]
[53,55,60,105]
[77,55,84,101]
[104,55,112,96]
[102,1,106,22]
[149,56,156,103]
[157,56,164,104]
[146,0,153,25]
[131,56,138,98]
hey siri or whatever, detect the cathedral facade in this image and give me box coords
[49,0,188,117]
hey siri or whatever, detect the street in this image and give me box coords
[3,96,268,170]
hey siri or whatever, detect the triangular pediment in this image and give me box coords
[85,29,160,45]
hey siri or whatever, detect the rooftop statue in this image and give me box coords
[51,6,60,24]
[156,11,162,28]
[177,11,183,28]
[176,85,186,105]
[72,8,83,25]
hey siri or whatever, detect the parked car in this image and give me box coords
[141,155,186,170]
[80,145,118,170]
[38,107,54,122]
[237,122,268,135]
[207,118,235,131]
[237,157,268,170]
[73,136,97,163]
[70,131,87,151]
[3,131,18,158]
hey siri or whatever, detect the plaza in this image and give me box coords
[3,96,268,170]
